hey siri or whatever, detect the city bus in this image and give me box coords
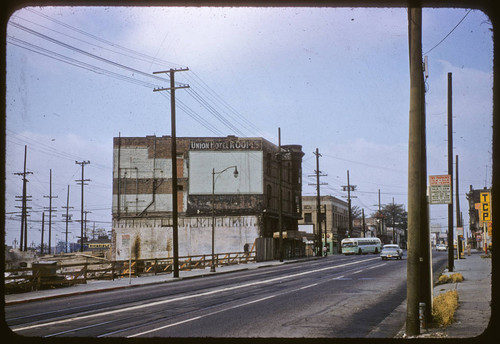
[341,237,382,255]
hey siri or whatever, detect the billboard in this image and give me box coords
[189,151,263,195]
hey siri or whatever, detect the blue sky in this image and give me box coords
[4,6,493,249]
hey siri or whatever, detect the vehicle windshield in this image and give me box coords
[383,245,398,249]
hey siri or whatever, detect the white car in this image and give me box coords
[436,244,447,251]
[380,244,403,260]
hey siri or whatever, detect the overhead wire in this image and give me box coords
[423,9,472,55]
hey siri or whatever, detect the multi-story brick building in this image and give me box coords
[112,135,304,261]
[299,195,349,254]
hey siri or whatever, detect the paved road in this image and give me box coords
[6,252,447,338]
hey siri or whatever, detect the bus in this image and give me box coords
[341,237,382,255]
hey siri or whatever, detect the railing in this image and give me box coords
[4,251,256,294]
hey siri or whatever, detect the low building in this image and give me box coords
[112,135,304,261]
[299,195,349,254]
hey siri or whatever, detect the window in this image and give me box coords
[304,213,312,223]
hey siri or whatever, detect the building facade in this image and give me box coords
[466,186,492,249]
[112,135,304,261]
[299,195,349,254]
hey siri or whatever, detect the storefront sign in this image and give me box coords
[190,138,262,151]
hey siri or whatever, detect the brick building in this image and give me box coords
[112,135,304,261]
[299,195,349,254]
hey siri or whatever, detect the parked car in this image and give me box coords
[436,244,447,252]
[380,244,403,260]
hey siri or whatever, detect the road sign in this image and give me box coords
[429,175,452,204]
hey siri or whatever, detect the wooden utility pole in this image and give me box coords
[75,161,90,252]
[14,145,32,251]
[362,208,366,237]
[447,73,455,272]
[309,149,327,256]
[407,6,425,336]
[342,170,356,237]
[456,155,462,257]
[44,169,58,254]
[278,128,284,262]
[153,67,189,278]
[62,185,73,253]
[40,212,45,255]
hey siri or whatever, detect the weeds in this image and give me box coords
[432,289,459,326]
[437,272,464,284]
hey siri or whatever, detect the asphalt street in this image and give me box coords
[6,252,448,338]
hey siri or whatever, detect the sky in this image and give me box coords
[4,6,493,249]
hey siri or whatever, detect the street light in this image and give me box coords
[211,165,238,272]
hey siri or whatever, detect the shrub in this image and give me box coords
[450,273,464,283]
[437,273,464,284]
[432,290,459,326]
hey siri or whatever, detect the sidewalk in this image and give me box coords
[398,250,493,338]
[5,257,318,305]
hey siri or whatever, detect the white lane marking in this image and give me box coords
[366,263,387,270]
[127,295,277,337]
[352,269,364,274]
[13,257,379,332]
[298,283,319,290]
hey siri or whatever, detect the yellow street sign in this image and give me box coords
[480,192,491,222]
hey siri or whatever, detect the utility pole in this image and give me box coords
[278,128,284,262]
[362,208,366,238]
[392,197,396,243]
[44,169,58,254]
[75,161,90,252]
[407,6,425,336]
[378,189,382,237]
[40,212,45,255]
[342,170,357,237]
[447,72,454,272]
[310,149,327,256]
[456,155,461,258]
[14,145,32,251]
[62,185,73,253]
[153,67,189,278]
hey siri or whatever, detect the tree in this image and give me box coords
[371,203,408,230]
[351,205,362,220]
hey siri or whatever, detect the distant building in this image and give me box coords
[466,186,491,249]
[112,135,304,261]
[299,195,348,254]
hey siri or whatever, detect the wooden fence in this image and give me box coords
[4,251,256,294]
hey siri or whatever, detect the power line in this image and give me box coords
[423,9,472,55]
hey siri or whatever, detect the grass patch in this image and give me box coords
[432,289,459,326]
[437,273,464,284]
